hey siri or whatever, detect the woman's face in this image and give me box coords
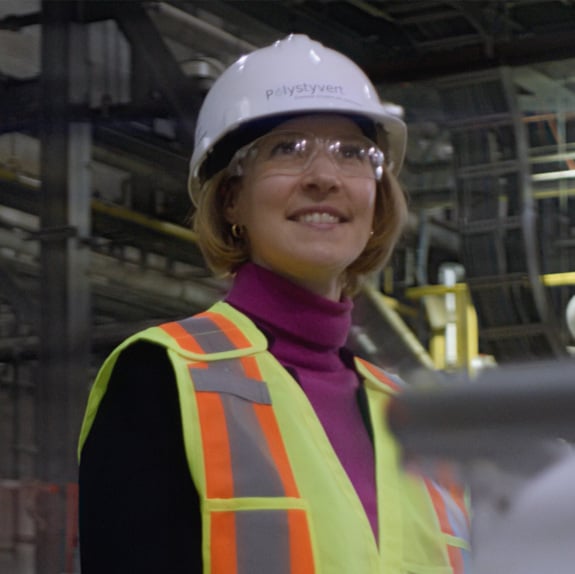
[225,115,377,300]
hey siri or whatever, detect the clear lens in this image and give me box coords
[231,131,385,180]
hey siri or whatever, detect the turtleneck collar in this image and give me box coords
[225,262,353,366]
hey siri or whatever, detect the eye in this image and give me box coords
[268,136,307,158]
[256,133,309,161]
[336,141,368,162]
[271,141,297,156]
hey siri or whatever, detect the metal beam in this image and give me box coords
[0,10,41,30]
[112,2,202,146]
[0,267,37,326]
[36,2,92,571]
[366,28,575,83]
[514,67,575,111]
[0,79,40,134]
[208,0,373,65]
[150,2,257,61]
[436,67,567,361]
[0,77,190,135]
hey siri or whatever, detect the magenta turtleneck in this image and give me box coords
[225,262,378,539]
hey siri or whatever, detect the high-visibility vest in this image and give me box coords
[79,301,470,574]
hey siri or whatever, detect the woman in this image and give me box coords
[78,35,470,573]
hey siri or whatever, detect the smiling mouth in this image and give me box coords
[294,212,343,224]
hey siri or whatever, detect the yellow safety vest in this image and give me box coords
[79,301,470,574]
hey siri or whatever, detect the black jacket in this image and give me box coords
[79,341,202,573]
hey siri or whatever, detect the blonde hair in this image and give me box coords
[192,168,408,296]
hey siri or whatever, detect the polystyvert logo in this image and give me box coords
[265,83,345,100]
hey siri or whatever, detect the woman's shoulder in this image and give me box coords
[97,340,176,413]
[115,338,170,364]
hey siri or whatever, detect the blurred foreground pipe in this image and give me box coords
[387,359,575,461]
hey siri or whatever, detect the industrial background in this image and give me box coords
[0,1,574,572]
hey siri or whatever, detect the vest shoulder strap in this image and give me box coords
[354,356,405,394]
[135,301,268,362]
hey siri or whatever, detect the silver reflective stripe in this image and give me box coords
[191,365,271,405]
[236,510,291,574]
[221,393,286,497]
[177,316,237,353]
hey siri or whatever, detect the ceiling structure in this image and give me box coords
[0,1,573,368]
[186,0,575,82]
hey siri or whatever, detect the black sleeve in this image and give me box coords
[79,341,203,573]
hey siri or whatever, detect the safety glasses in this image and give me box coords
[228,131,385,181]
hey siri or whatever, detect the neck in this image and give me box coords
[225,262,353,354]
[252,259,344,301]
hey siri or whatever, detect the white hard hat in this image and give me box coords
[188,34,407,204]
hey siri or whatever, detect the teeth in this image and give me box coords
[297,212,340,224]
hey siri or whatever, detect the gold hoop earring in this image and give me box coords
[231,223,244,239]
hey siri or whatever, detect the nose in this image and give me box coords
[299,149,342,194]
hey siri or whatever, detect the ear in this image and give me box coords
[223,177,242,224]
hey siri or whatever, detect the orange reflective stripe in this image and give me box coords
[163,313,256,355]
[210,511,237,574]
[160,322,205,354]
[357,358,402,392]
[253,403,300,498]
[196,392,235,498]
[239,355,261,380]
[424,478,465,574]
[200,310,253,350]
[434,463,471,533]
[447,545,464,574]
[288,509,315,574]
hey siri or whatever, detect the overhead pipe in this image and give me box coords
[148,2,258,61]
